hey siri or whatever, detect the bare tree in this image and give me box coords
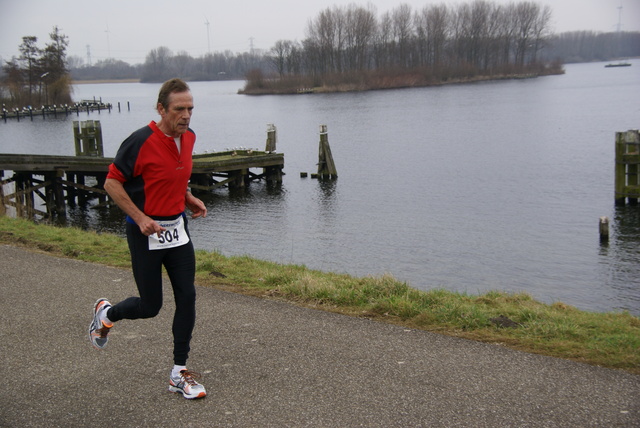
[343,4,377,72]
[427,4,449,69]
[390,4,414,68]
[141,46,173,82]
[172,50,195,78]
[2,59,25,105]
[468,0,491,69]
[271,40,293,77]
[373,11,393,69]
[512,1,539,67]
[530,4,552,63]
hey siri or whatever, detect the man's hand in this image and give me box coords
[185,192,207,219]
[137,216,166,237]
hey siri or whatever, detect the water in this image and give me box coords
[1,60,639,314]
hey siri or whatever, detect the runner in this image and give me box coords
[88,78,208,399]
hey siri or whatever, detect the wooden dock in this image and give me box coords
[2,100,116,122]
[0,150,284,219]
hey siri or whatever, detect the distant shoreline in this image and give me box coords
[239,67,566,95]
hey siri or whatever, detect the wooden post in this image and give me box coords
[599,216,609,242]
[615,130,640,205]
[44,172,57,216]
[265,124,277,153]
[15,173,25,218]
[73,120,104,157]
[77,174,86,205]
[0,170,4,216]
[265,166,283,184]
[54,169,66,216]
[317,125,337,179]
[66,172,76,206]
[96,172,108,204]
[228,170,247,189]
[25,174,35,219]
[628,135,639,206]
[615,132,626,205]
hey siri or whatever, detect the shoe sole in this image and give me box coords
[168,385,207,399]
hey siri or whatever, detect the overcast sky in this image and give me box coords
[1,0,638,65]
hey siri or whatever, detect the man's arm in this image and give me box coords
[103,178,164,236]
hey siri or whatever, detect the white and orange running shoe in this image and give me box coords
[88,298,113,349]
[169,370,207,399]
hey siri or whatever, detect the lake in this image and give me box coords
[1,60,639,315]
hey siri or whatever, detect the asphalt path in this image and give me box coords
[1,244,638,427]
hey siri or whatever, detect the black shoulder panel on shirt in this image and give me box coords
[113,125,154,180]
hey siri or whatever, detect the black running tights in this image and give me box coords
[107,220,196,366]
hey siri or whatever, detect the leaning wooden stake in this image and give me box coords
[317,125,337,179]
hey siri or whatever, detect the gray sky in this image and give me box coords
[1,0,638,65]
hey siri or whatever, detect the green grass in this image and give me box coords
[1,215,638,374]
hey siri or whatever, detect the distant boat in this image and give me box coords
[605,62,632,68]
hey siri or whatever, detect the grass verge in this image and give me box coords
[1,215,638,374]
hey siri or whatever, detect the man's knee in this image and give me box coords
[139,301,162,318]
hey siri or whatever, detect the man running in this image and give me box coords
[89,78,207,399]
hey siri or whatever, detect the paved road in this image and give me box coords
[0,244,638,427]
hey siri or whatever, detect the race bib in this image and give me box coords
[148,216,190,250]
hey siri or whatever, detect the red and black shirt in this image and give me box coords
[107,121,195,217]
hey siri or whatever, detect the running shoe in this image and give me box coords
[169,369,207,399]
[89,298,113,349]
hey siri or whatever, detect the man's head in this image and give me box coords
[156,78,194,138]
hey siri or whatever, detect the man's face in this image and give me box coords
[158,91,194,137]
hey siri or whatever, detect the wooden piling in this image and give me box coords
[266,124,277,153]
[615,130,640,205]
[317,125,337,179]
[54,169,66,216]
[73,120,104,157]
[599,216,609,242]
[0,171,4,216]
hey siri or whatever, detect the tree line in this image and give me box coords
[2,1,640,106]
[252,0,558,92]
[279,1,551,76]
[543,31,640,63]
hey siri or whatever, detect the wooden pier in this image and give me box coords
[2,99,116,122]
[0,146,284,219]
[615,130,640,205]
